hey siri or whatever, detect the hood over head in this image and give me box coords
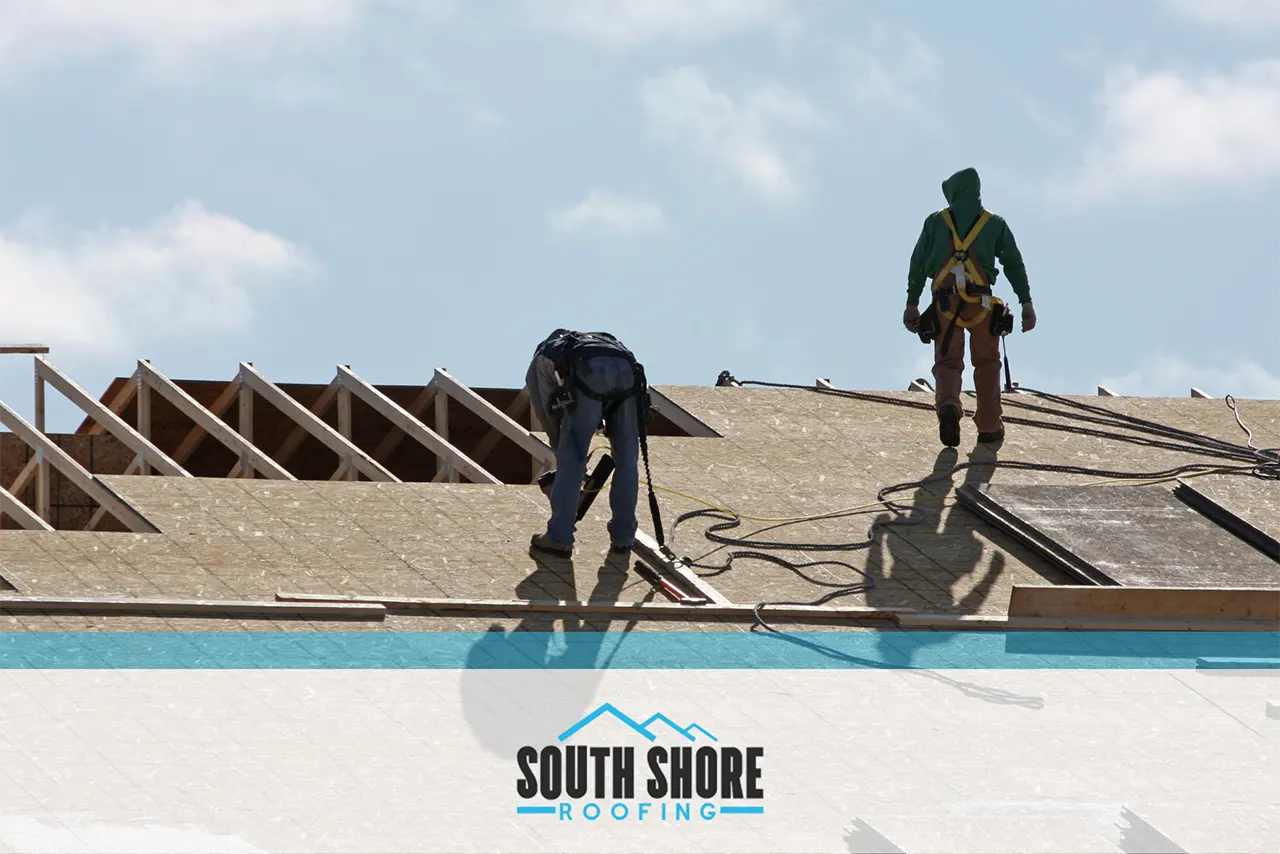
[942,167,983,233]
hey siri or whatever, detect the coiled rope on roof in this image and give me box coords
[663,380,1279,632]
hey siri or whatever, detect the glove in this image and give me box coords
[903,304,920,333]
[1021,302,1037,333]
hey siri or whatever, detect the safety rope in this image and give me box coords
[663,380,1278,632]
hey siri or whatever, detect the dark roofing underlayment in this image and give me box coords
[958,483,1280,588]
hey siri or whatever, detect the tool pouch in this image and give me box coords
[988,301,1014,336]
[917,301,941,344]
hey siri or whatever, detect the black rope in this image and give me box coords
[667,379,1279,632]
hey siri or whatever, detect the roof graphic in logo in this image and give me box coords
[557,703,718,743]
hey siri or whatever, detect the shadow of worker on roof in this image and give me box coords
[460,550,631,758]
[866,443,1004,653]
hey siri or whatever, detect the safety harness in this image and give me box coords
[919,208,1014,360]
[545,331,667,546]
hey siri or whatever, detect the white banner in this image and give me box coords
[1,667,1277,853]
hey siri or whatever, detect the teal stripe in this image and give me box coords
[0,631,1276,670]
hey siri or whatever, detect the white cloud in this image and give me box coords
[0,201,312,356]
[531,0,788,47]
[839,23,941,116]
[1167,0,1280,28]
[640,66,823,204]
[1101,352,1280,399]
[1049,59,1280,206]
[0,0,363,81]
[549,191,667,235]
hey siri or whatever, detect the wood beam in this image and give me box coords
[274,377,341,466]
[137,361,295,481]
[237,363,399,482]
[276,592,907,621]
[1008,585,1280,622]
[238,372,254,477]
[33,371,48,521]
[372,382,435,463]
[337,365,499,485]
[894,613,1275,632]
[471,388,531,466]
[7,456,37,501]
[136,376,151,475]
[35,358,190,478]
[336,383,357,481]
[0,483,54,531]
[433,368,555,469]
[433,381,457,482]
[0,595,385,620]
[0,344,50,354]
[174,380,238,465]
[0,401,158,533]
[86,370,140,436]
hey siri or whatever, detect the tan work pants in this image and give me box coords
[932,299,1003,434]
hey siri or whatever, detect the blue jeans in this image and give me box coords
[543,357,639,548]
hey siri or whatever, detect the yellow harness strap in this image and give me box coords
[932,208,1002,329]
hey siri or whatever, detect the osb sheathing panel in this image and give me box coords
[6,388,1278,632]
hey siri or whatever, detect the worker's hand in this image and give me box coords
[903,304,920,333]
[1021,302,1037,333]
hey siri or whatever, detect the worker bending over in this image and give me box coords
[903,167,1036,447]
[526,329,646,558]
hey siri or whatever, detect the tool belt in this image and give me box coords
[918,286,1013,346]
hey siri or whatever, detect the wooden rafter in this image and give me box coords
[372,382,436,463]
[6,456,37,502]
[85,369,140,436]
[175,380,239,464]
[35,358,190,478]
[0,483,54,531]
[470,388,531,466]
[336,365,499,485]
[237,363,399,483]
[0,401,158,533]
[433,368,555,471]
[137,360,295,481]
[274,377,340,466]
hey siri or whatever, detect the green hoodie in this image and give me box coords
[906,168,1031,306]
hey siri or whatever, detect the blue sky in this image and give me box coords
[2,0,1278,430]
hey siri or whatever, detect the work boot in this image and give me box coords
[977,429,1005,445]
[938,404,961,448]
[530,533,572,558]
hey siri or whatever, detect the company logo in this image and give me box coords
[515,702,765,822]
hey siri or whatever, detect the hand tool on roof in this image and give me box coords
[631,559,707,605]
[575,453,614,521]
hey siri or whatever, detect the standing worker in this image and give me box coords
[526,329,648,558]
[903,167,1036,447]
